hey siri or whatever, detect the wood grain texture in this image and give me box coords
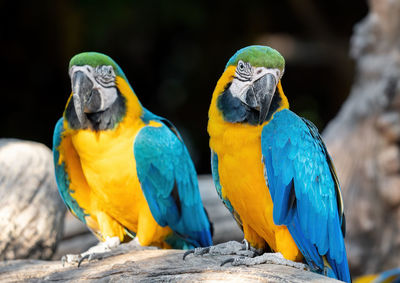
[0,139,66,260]
[0,243,341,283]
[323,0,400,276]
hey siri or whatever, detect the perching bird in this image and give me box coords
[53,52,212,263]
[204,45,350,281]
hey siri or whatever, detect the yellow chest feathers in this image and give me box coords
[69,120,143,199]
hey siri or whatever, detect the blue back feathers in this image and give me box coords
[135,109,213,248]
[261,109,350,282]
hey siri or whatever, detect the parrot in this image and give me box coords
[185,45,350,282]
[53,52,212,264]
[354,268,400,283]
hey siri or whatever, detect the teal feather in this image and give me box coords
[134,110,212,248]
[261,109,350,282]
[52,118,87,223]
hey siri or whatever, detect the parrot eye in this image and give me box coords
[94,65,116,87]
[236,60,252,80]
[238,61,245,71]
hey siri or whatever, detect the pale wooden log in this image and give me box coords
[0,139,66,260]
[54,175,243,259]
[0,243,341,283]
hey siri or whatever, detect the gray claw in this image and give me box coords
[242,239,250,250]
[182,250,195,260]
[77,254,90,268]
[183,247,211,260]
[220,257,235,267]
[195,247,210,256]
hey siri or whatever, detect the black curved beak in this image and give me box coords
[72,71,102,124]
[245,73,277,124]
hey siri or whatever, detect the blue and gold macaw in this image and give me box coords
[354,268,400,283]
[53,52,212,261]
[206,46,350,281]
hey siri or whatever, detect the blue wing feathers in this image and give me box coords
[135,113,212,248]
[261,109,350,282]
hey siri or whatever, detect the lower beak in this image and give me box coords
[245,73,276,124]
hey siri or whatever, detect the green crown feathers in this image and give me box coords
[69,52,127,80]
[226,45,285,72]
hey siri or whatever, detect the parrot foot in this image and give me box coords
[221,252,309,271]
[183,240,260,260]
[61,236,121,267]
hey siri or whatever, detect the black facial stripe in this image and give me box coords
[217,83,258,125]
[217,82,282,125]
[94,65,116,87]
[236,61,252,78]
[65,88,126,131]
[94,77,115,88]
[233,75,251,82]
[236,70,252,77]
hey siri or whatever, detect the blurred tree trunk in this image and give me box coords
[323,0,400,276]
[0,139,66,260]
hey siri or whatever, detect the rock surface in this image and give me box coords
[0,139,66,260]
[0,243,340,282]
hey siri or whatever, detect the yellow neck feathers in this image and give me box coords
[208,66,289,132]
[114,76,143,126]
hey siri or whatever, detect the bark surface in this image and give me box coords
[323,0,400,275]
[0,243,340,283]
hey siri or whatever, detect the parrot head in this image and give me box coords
[213,45,288,125]
[65,52,129,131]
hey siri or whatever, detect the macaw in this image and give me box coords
[53,52,212,263]
[203,45,350,281]
[354,268,400,283]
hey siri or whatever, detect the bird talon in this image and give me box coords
[77,254,90,268]
[220,257,235,267]
[183,246,211,260]
[195,246,210,256]
[241,239,250,251]
[182,250,195,260]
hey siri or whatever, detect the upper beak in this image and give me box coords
[71,71,89,125]
[72,71,103,125]
[245,73,277,124]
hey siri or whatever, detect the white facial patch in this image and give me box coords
[229,60,282,103]
[69,65,118,111]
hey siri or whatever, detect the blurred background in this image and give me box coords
[0,0,367,173]
[6,0,400,280]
